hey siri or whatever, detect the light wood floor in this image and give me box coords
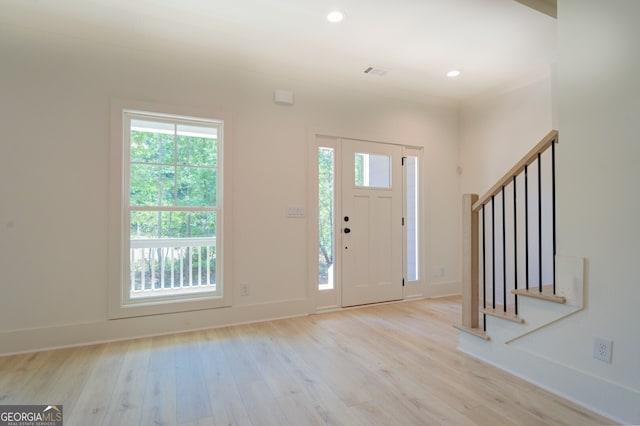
[0,296,614,425]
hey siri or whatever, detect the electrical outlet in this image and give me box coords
[240,282,250,297]
[287,206,305,218]
[593,338,613,363]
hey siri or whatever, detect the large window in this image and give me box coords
[110,104,229,318]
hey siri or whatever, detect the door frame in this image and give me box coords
[308,131,425,312]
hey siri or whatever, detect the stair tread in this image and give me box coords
[512,285,566,304]
[481,305,525,324]
[453,324,491,341]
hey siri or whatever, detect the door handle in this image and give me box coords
[344,227,351,234]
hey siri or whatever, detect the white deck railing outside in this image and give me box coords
[130,237,216,297]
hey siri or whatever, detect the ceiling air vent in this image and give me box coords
[363,66,388,76]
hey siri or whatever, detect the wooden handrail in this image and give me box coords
[472,130,558,212]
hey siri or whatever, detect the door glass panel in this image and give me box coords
[406,156,419,281]
[318,147,335,290]
[354,152,391,188]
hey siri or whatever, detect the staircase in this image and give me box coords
[455,130,585,343]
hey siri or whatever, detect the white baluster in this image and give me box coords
[150,248,155,291]
[160,248,165,289]
[207,246,211,285]
[180,247,184,287]
[198,246,202,286]
[141,248,146,291]
[170,246,175,289]
[189,247,193,287]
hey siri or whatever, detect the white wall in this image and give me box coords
[458,1,640,423]
[459,77,553,196]
[0,25,461,353]
[550,0,640,420]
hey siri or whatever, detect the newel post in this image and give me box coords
[462,194,479,329]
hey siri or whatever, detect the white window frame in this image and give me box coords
[109,100,232,319]
[402,146,424,298]
[317,144,336,292]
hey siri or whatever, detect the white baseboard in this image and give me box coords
[0,299,310,356]
[458,335,638,425]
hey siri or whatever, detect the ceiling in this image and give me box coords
[0,0,556,103]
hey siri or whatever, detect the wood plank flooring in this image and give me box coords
[0,296,614,425]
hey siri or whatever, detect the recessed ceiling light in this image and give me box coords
[447,70,461,78]
[327,11,344,23]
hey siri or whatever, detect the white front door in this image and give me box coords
[341,139,403,307]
